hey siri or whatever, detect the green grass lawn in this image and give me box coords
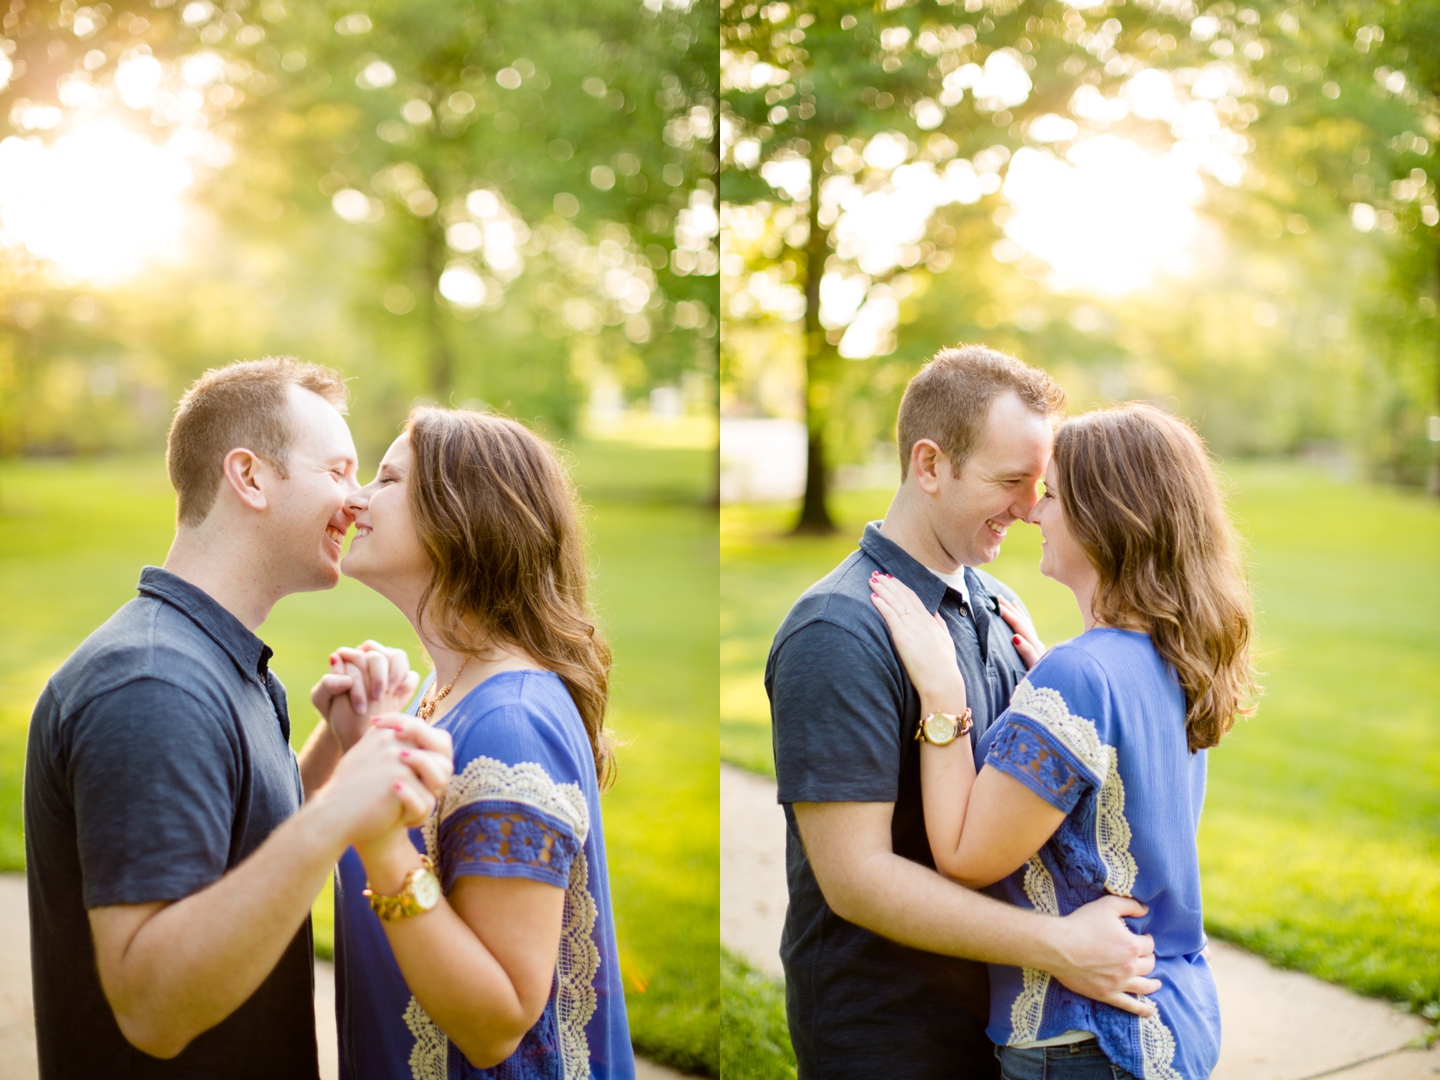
[721,465,1440,1052]
[0,438,718,1075]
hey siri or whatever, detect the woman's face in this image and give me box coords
[1028,460,1095,591]
[341,433,432,603]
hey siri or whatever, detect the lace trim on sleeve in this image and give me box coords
[1008,678,1137,897]
[439,801,581,890]
[987,717,1089,812]
[406,756,600,1080]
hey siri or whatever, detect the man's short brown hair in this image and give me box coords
[167,357,348,526]
[896,344,1066,479]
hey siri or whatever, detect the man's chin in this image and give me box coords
[969,534,1005,565]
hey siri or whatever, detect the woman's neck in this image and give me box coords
[1069,571,1102,632]
[422,640,546,723]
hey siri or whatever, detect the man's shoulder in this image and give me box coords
[44,595,232,719]
[771,548,892,656]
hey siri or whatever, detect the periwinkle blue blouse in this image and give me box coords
[976,629,1220,1080]
[334,670,634,1080]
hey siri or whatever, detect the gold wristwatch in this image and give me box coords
[915,708,973,747]
[365,855,442,922]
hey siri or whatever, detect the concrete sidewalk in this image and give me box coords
[722,763,1438,1080]
[0,874,682,1080]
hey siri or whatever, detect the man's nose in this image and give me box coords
[1013,483,1040,521]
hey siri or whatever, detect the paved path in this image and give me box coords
[722,764,1438,1080]
[0,874,683,1080]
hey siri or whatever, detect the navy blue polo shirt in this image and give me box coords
[24,567,318,1080]
[765,523,1031,1080]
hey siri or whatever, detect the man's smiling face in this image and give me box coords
[930,391,1053,567]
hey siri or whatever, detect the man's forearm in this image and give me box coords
[94,797,349,1058]
[825,846,1067,971]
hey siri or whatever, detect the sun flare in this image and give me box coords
[0,122,197,285]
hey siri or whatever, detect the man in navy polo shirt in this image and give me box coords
[24,359,449,1079]
[767,346,1162,1079]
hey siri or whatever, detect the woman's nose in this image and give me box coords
[345,485,370,512]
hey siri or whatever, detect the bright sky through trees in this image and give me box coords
[0,122,197,284]
[0,43,237,285]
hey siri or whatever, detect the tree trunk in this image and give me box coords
[791,138,837,534]
[422,218,454,398]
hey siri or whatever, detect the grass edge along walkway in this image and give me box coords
[721,948,796,1080]
[720,467,1440,1029]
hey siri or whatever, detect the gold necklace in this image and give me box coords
[417,655,471,722]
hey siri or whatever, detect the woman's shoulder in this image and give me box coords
[442,670,592,783]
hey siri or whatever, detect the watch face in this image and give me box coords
[413,868,442,910]
[926,713,958,744]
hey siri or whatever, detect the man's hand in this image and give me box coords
[1046,894,1160,1016]
[310,641,420,751]
[997,596,1045,669]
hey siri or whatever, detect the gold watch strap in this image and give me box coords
[915,708,973,745]
[364,855,438,922]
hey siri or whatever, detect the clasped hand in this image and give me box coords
[309,642,453,851]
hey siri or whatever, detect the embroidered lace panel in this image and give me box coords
[1007,675,1170,1074]
[1009,854,1059,1043]
[988,717,1087,812]
[1008,679,1138,897]
[441,802,581,891]
[406,756,599,1080]
[1140,1009,1183,1080]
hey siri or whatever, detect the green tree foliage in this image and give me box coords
[722,0,1440,519]
[0,0,718,458]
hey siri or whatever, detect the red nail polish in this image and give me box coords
[392,781,403,792]
[399,750,410,759]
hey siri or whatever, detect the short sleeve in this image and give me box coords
[434,697,589,893]
[439,800,580,891]
[1000,644,1115,788]
[985,716,1092,813]
[770,619,905,805]
[69,679,239,908]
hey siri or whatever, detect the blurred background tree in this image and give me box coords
[721,0,1440,524]
[0,0,718,466]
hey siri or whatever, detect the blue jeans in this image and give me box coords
[996,1040,1140,1080]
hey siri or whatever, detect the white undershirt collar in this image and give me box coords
[926,564,971,608]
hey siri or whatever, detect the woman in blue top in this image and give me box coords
[302,407,634,1079]
[869,403,1255,1080]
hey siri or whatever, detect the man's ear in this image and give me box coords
[909,439,947,495]
[220,448,271,512]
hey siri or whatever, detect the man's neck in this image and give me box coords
[879,485,962,576]
[163,527,281,632]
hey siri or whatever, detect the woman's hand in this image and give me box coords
[997,596,1046,670]
[868,572,966,711]
[310,642,421,752]
[353,715,455,888]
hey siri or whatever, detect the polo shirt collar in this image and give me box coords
[857,522,949,615]
[137,566,273,682]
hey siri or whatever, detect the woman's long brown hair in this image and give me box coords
[405,407,613,786]
[1053,403,1257,752]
